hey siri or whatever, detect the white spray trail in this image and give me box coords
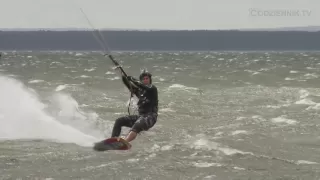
[0,75,103,147]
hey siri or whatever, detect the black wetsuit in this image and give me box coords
[111,75,158,137]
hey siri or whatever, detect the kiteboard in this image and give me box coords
[93,137,132,151]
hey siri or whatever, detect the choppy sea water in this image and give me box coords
[1,51,320,180]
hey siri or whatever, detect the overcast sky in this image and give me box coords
[0,0,319,30]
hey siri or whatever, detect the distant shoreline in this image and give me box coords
[1,30,320,51]
[1,50,320,53]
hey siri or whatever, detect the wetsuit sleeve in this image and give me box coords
[121,76,139,96]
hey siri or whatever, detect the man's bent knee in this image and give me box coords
[114,116,125,126]
[114,115,135,127]
[131,114,157,134]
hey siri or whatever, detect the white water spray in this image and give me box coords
[0,75,103,147]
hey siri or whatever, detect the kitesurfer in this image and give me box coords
[111,69,158,143]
